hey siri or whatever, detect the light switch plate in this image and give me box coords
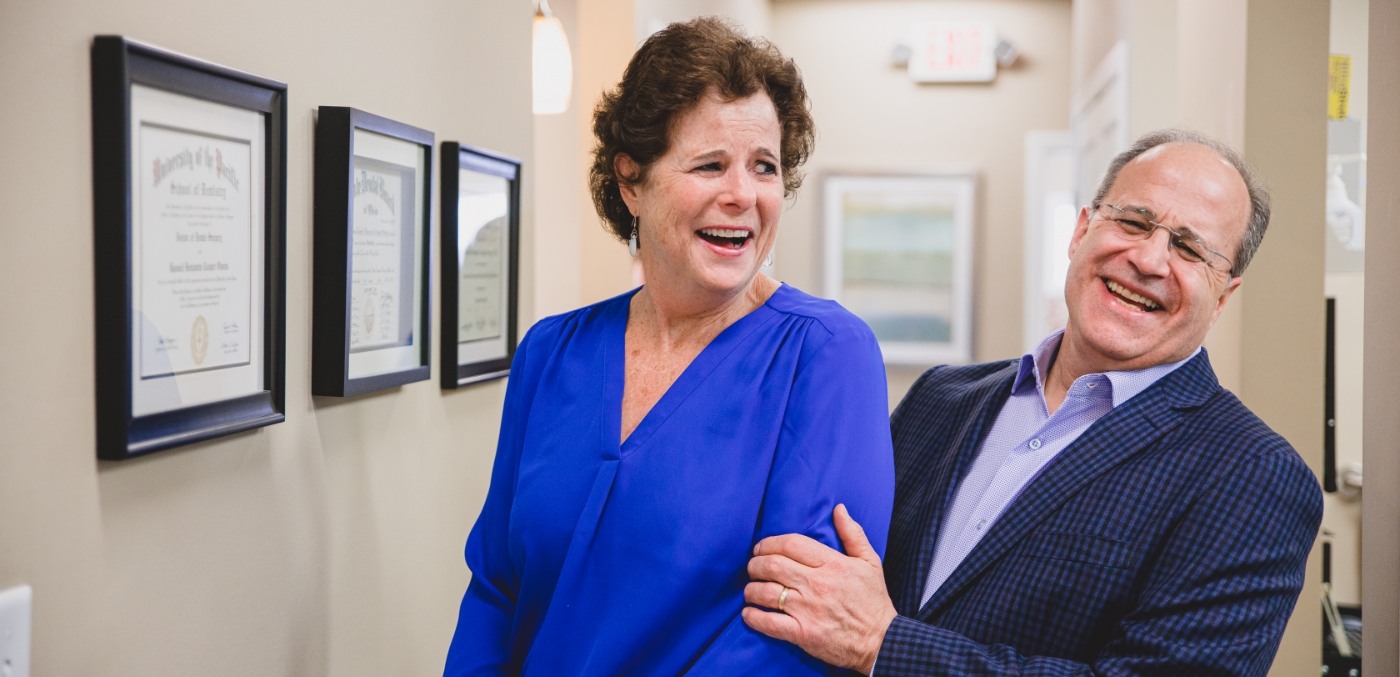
[0,585,31,677]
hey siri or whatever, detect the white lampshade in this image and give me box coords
[532,4,573,115]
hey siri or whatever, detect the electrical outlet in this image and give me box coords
[0,585,31,677]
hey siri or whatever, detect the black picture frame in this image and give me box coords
[439,143,521,388]
[91,36,287,460]
[313,107,433,396]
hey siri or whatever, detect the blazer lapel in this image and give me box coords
[890,364,1017,613]
[916,351,1222,619]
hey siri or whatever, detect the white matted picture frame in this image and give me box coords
[821,171,976,366]
[311,106,434,397]
[91,36,288,459]
[439,142,520,389]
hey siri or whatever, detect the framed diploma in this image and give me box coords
[439,143,520,388]
[91,36,287,460]
[312,107,433,396]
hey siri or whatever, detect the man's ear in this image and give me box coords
[1067,206,1093,258]
[1211,276,1244,325]
[615,154,641,215]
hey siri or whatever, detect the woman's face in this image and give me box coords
[618,90,784,306]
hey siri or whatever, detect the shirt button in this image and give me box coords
[976,518,989,531]
[1029,438,1043,450]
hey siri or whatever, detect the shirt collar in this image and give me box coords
[1011,330,1199,408]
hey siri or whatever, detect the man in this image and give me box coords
[743,129,1323,675]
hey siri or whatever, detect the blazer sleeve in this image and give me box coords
[872,440,1322,677]
[443,327,546,676]
[689,319,898,675]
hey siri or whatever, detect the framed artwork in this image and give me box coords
[91,36,287,460]
[822,171,976,366]
[312,107,433,396]
[439,143,520,388]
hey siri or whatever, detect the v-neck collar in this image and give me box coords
[603,284,787,455]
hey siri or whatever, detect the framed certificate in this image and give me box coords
[439,143,520,388]
[822,171,976,366]
[91,36,287,460]
[312,107,433,396]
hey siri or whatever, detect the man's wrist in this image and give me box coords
[861,611,897,675]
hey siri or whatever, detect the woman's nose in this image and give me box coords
[720,168,756,210]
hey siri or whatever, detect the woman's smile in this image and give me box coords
[696,226,753,250]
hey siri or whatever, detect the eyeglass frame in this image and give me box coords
[1090,202,1236,275]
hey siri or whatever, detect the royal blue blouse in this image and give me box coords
[445,284,895,675]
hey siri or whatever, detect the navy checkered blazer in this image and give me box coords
[875,350,1322,676]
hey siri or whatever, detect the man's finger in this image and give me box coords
[742,580,790,611]
[747,552,813,591]
[752,531,840,568]
[834,503,881,564]
[741,605,801,643]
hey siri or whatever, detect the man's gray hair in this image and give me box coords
[1090,128,1270,277]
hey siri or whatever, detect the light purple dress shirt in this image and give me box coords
[918,331,1197,607]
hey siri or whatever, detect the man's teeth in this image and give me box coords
[1106,280,1160,310]
[699,228,750,238]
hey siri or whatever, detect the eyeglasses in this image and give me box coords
[1093,203,1235,274]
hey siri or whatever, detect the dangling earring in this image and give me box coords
[763,250,774,268]
[628,217,638,257]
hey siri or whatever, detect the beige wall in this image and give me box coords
[1241,4,1329,672]
[0,1,532,675]
[533,0,584,318]
[1363,0,1400,671]
[531,0,681,314]
[636,0,772,41]
[769,0,1073,404]
[573,0,644,308]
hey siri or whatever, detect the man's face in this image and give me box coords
[1060,142,1249,374]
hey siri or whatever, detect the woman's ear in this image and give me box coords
[615,154,641,215]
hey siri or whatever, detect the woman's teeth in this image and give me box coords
[697,228,751,248]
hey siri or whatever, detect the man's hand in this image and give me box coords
[742,504,898,674]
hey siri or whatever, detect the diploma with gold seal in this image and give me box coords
[136,120,253,378]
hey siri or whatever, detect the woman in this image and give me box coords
[445,17,894,675]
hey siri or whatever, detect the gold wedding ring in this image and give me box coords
[777,586,790,612]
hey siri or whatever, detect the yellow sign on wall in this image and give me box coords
[1329,54,1351,120]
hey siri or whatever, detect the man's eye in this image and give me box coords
[1118,218,1153,233]
[1172,238,1207,262]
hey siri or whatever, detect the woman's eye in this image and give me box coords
[756,161,778,175]
[695,162,722,172]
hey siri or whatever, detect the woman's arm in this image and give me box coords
[689,318,896,675]
[443,329,544,676]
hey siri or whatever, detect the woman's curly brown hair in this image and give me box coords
[589,16,816,242]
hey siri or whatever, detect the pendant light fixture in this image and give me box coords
[532,0,573,115]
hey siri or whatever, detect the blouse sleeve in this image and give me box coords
[690,318,897,674]
[759,319,895,553]
[443,327,545,676]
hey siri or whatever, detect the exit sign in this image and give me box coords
[908,22,997,83]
